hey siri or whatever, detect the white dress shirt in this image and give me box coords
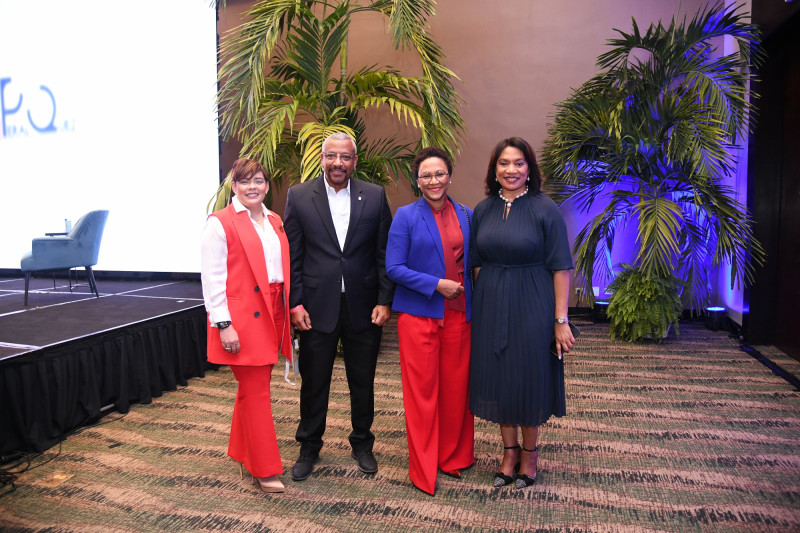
[324,177,350,292]
[201,196,284,325]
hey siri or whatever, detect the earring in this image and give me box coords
[526,176,530,182]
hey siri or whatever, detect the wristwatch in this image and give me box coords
[555,317,569,324]
[216,321,232,330]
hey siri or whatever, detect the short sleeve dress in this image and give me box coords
[469,192,573,427]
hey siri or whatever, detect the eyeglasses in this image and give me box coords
[418,171,449,183]
[236,177,268,186]
[323,152,355,163]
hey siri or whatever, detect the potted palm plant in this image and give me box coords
[541,3,766,342]
[210,0,464,211]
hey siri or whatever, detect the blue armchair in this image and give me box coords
[21,210,109,305]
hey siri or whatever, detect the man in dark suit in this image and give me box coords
[284,132,394,481]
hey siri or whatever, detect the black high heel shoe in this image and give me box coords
[493,445,521,487]
[515,446,538,488]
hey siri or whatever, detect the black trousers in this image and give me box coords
[295,295,382,456]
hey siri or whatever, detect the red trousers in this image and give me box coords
[397,307,474,494]
[227,284,286,478]
[228,365,282,477]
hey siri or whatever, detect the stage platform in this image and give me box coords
[0,275,210,455]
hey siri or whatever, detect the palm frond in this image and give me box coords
[355,136,415,188]
[635,194,683,277]
[217,0,465,193]
[386,0,464,157]
[541,2,765,313]
[217,1,312,139]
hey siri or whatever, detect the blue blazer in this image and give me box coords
[386,197,473,321]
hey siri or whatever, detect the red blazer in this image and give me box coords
[206,204,292,366]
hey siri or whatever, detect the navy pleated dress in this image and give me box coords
[469,192,573,427]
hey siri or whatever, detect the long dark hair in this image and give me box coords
[484,137,542,196]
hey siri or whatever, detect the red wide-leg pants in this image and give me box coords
[227,283,286,478]
[397,307,474,494]
[228,364,283,477]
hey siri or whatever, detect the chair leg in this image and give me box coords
[24,273,30,306]
[85,266,99,297]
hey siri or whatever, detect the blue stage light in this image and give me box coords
[593,300,610,322]
[705,306,727,331]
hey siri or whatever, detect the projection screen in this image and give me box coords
[0,0,220,273]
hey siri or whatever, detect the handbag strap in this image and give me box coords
[457,203,474,290]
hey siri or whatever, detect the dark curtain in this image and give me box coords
[0,307,213,455]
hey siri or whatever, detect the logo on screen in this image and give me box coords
[1,77,75,139]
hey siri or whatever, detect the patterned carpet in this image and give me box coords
[2,319,800,532]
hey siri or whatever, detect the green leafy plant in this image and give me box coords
[210,0,464,212]
[540,3,767,340]
[606,265,682,342]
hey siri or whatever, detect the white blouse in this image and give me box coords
[200,196,283,325]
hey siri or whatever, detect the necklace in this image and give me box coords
[499,186,528,209]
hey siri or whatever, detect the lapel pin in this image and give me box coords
[358,196,362,201]
[279,225,284,232]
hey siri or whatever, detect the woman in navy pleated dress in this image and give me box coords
[469,137,575,489]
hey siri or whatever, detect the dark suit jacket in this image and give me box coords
[284,175,394,334]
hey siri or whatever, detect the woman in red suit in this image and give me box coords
[201,158,292,493]
[386,147,475,495]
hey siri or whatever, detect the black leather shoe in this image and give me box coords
[291,454,319,481]
[351,450,378,474]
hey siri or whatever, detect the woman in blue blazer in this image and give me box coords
[386,147,475,495]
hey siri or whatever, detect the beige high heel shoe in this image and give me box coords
[253,475,285,493]
[239,463,285,493]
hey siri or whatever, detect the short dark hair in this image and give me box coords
[412,146,453,178]
[484,137,541,196]
[230,158,268,183]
